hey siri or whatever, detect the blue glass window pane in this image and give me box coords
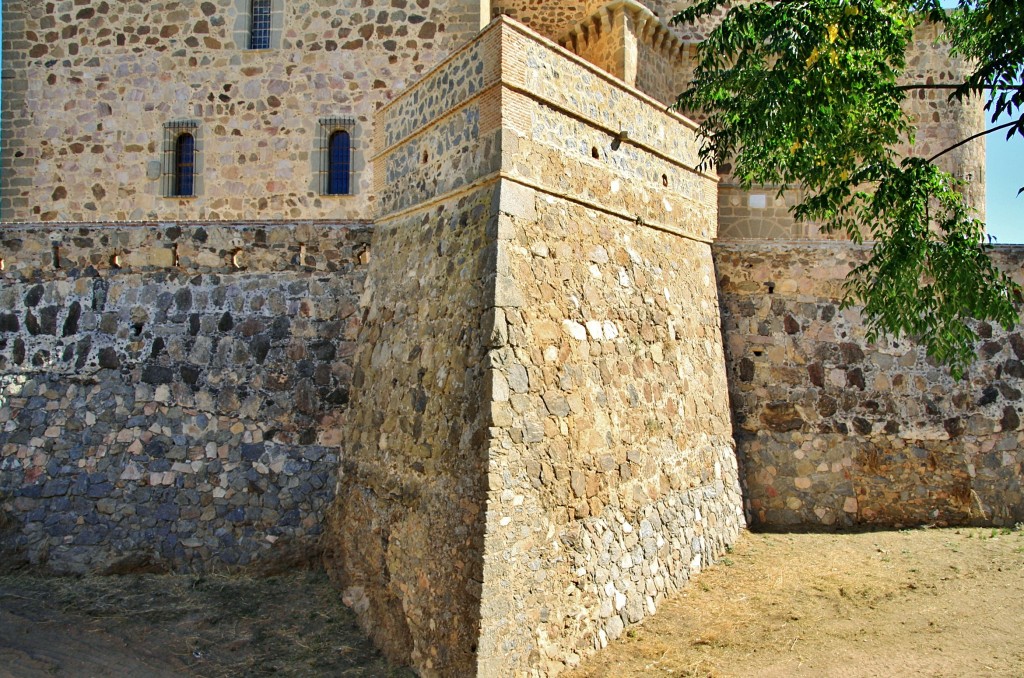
[250,0,271,49]
[328,130,351,195]
[175,133,195,197]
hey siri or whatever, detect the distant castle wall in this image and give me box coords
[0,0,484,223]
[716,242,1024,528]
[0,222,368,573]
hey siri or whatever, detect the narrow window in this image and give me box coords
[174,133,195,197]
[250,0,272,49]
[162,120,199,198]
[319,118,355,196]
[327,130,351,195]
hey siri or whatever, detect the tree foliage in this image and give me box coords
[672,0,1023,377]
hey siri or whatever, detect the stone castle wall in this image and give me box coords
[716,242,1024,528]
[0,0,484,223]
[325,18,741,677]
[0,222,369,573]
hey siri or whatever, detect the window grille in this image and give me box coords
[250,0,272,49]
[162,120,199,198]
[319,117,355,196]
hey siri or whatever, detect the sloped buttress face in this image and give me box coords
[326,16,743,678]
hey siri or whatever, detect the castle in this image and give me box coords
[1,2,1021,676]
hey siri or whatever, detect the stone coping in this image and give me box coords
[376,14,701,138]
[0,219,374,231]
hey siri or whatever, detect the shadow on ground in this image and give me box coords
[0,570,413,677]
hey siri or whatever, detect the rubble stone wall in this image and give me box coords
[716,242,1024,528]
[328,183,496,676]
[476,20,742,675]
[0,0,484,223]
[325,19,741,677]
[478,190,744,676]
[0,222,369,573]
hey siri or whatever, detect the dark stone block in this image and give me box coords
[851,417,872,435]
[24,284,44,307]
[62,301,81,336]
[1010,334,1024,360]
[87,482,113,498]
[816,395,838,418]
[0,313,20,332]
[761,402,804,432]
[846,368,865,391]
[241,443,265,462]
[840,342,865,365]
[40,479,71,498]
[12,338,25,365]
[979,386,999,406]
[92,278,108,311]
[997,382,1022,401]
[250,335,271,363]
[75,337,92,369]
[39,306,59,335]
[146,440,169,458]
[980,341,1003,360]
[1004,359,1024,379]
[218,311,234,332]
[98,347,119,369]
[155,503,179,521]
[270,316,291,340]
[783,314,800,335]
[943,416,965,438]
[325,387,349,406]
[180,365,201,385]
[141,365,174,384]
[807,362,824,388]
[738,357,755,382]
[1001,406,1020,431]
[24,311,40,336]
[310,340,336,361]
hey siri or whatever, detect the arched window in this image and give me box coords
[327,129,351,195]
[174,132,196,197]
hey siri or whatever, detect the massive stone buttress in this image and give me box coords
[325,17,743,677]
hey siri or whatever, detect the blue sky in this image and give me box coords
[986,119,1024,244]
[0,10,1019,237]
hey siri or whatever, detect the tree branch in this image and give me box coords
[927,119,1020,163]
[896,83,1023,91]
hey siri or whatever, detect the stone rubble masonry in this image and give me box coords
[715,241,1024,528]
[0,221,369,573]
[323,17,742,677]
[0,0,485,223]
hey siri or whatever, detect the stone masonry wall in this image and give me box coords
[716,242,1024,529]
[476,20,741,675]
[325,29,507,674]
[479,190,744,675]
[325,18,740,677]
[1,0,484,223]
[0,222,369,573]
[327,183,496,676]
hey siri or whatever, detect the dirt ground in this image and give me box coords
[0,527,1021,677]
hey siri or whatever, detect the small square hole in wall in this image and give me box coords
[748,194,767,209]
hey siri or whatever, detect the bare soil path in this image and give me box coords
[570,527,1024,677]
[0,527,1021,677]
